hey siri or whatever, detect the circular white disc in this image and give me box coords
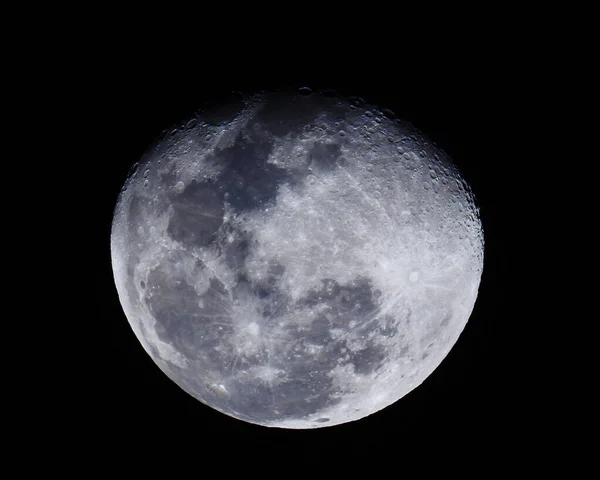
[111,90,484,428]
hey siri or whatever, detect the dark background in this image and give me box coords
[59,45,528,466]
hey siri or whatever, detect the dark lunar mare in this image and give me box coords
[253,90,349,138]
[297,277,387,375]
[167,180,224,247]
[145,265,234,361]
[135,92,405,423]
[159,92,353,272]
[213,276,389,423]
[144,249,391,423]
[308,142,344,172]
[211,132,286,212]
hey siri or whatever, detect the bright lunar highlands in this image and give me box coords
[111,90,484,428]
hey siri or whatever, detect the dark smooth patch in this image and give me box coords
[230,272,290,321]
[268,263,285,277]
[196,93,246,126]
[304,316,331,343]
[213,132,288,212]
[146,265,232,360]
[296,276,388,375]
[300,279,340,307]
[222,229,253,271]
[254,93,321,137]
[298,277,378,330]
[167,180,224,246]
[349,339,387,375]
[308,142,342,171]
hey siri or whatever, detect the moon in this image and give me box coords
[110,88,484,428]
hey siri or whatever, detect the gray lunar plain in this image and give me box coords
[111,89,483,428]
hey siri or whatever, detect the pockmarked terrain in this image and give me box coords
[111,89,484,428]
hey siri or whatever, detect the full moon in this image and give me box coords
[111,89,483,428]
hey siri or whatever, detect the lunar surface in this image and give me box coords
[111,89,484,428]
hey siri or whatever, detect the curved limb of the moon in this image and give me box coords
[111,89,483,428]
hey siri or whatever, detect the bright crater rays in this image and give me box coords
[111,89,484,428]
